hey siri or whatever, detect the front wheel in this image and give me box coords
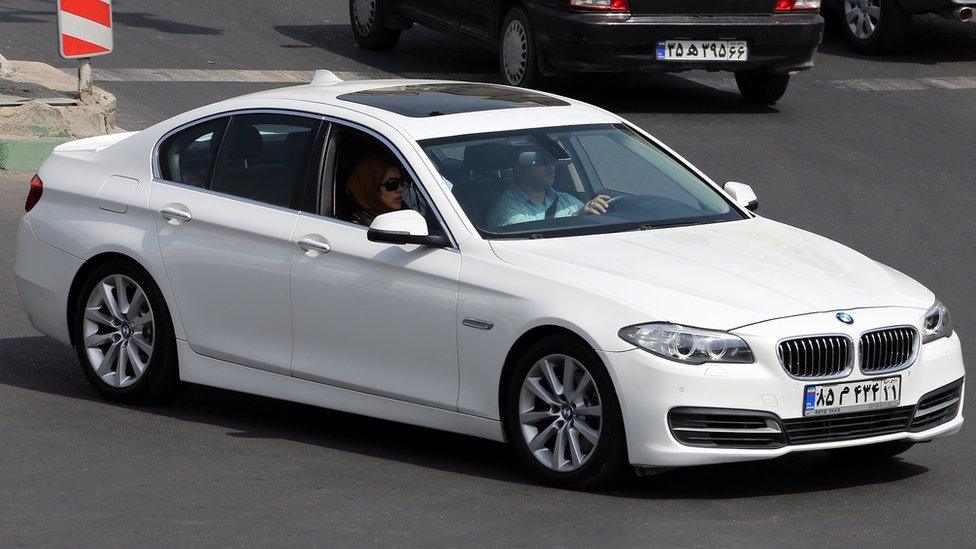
[73,260,182,404]
[350,0,401,51]
[838,0,910,54]
[735,70,791,105]
[505,335,628,488]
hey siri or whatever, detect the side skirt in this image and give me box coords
[176,340,506,442]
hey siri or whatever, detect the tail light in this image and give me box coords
[775,0,821,12]
[567,0,630,12]
[25,174,43,212]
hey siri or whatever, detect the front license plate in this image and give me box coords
[656,40,748,61]
[803,376,901,417]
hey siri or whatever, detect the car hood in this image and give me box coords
[488,217,933,330]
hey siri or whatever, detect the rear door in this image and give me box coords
[151,111,322,374]
[628,0,776,14]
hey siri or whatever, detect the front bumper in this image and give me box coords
[605,307,966,468]
[528,7,824,74]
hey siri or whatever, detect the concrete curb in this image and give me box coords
[1,60,122,171]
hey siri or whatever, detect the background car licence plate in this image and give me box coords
[803,376,901,417]
[656,40,748,61]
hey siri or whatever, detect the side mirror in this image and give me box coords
[367,209,449,247]
[724,181,759,212]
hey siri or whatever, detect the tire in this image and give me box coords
[73,260,182,404]
[350,0,401,51]
[504,334,628,488]
[498,7,543,89]
[735,70,791,105]
[827,440,915,461]
[838,0,910,54]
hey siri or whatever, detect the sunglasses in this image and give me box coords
[380,177,410,192]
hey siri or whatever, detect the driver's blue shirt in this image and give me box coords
[486,185,584,229]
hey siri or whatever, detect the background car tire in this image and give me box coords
[735,70,791,104]
[499,7,543,88]
[838,0,910,54]
[350,0,402,51]
[73,260,182,404]
[505,334,628,488]
[827,440,915,461]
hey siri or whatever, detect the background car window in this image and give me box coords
[158,118,228,188]
[325,125,445,236]
[210,114,319,208]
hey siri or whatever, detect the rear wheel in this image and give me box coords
[735,70,791,104]
[74,260,182,404]
[350,0,401,51]
[505,335,628,488]
[839,0,910,53]
[499,7,543,88]
[827,440,915,461]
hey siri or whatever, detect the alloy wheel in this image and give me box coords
[352,0,376,36]
[82,274,155,388]
[502,19,528,85]
[845,0,881,39]
[518,354,603,472]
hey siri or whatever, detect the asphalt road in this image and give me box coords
[2,1,976,546]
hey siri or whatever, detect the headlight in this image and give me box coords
[922,300,953,343]
[619,323,754,364]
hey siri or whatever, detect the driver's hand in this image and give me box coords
[577,195,611,216]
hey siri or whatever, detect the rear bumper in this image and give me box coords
[14,215,79,345]
[528,8,824,74]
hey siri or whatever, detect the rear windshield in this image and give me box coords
[420,124,744,239]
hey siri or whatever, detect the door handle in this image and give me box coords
[160,204,192,224]
[296,236,332,254]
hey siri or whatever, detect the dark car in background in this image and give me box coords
[349,0,825,104]
[823,0,974,53]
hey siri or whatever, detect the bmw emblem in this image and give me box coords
[836,312,854,325]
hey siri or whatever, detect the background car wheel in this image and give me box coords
[350,0,401,51]
[499,7,543,88]
[74,260,182,404]
[505,334,628,488]
[827,440,915,461]
[735,70,791,104]
[839,0,910,54]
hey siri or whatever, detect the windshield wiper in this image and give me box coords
[637,220,704,231]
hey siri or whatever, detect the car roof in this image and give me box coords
[238,73,621,141]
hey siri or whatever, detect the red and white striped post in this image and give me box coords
[57,0,114,100]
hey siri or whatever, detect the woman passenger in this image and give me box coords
[346,157,409,226]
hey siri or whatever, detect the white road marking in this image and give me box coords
[75,68,496,83]
[62,68,976,92]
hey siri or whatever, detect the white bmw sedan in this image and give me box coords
[15,72,964,487]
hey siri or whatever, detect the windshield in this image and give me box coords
[420,124,745,239]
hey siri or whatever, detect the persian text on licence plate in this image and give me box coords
[803,376,901,417]
[656,40,748,61]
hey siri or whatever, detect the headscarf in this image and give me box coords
[346,157,400,224]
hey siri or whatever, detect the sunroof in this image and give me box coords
[336,83,569,117]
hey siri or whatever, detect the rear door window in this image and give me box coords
[210,114,320,209]
[158,118,228,188]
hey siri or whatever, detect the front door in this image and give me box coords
[288,122,460,409]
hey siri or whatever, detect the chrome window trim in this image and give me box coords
[775,333,855,382]
[150,108,458,251]
[857,325,920,376]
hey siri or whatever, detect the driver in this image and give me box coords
[485,148,610,228]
